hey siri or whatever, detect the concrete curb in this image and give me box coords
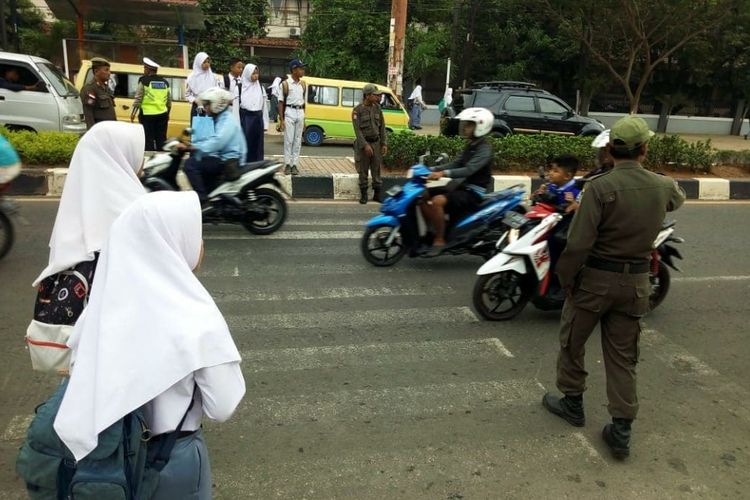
[9,168,750,201]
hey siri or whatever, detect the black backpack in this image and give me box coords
[16,379,194,500]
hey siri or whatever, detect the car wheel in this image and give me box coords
[303,126,324,146]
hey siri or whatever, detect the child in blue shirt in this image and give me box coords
[532,155,581,213]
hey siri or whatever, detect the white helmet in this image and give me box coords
[455,107,494,137]
[197,87,233,114]
[591,129,610,148]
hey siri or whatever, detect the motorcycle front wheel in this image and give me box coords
[241,187,287,235]
[473,271,531,321]
[361,224,406,267]
[649,261,671,311]
[0,210,14,260]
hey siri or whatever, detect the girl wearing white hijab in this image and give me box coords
[33,121,146,289]
[268,76,283,123]
[239,63,269,163]
[186,52,221,118]
[54,191,245,499]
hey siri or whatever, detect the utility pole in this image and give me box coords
[461,0,477,89]
[387,0,407,98]
[0,0,7,50]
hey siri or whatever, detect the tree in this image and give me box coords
[300,0,390,83]
[186,0,269,70]
[543,0,737,112]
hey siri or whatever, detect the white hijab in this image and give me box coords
[33,122,146,286]
[54,191,242,461]
[444,87,453,107]
[187,52,217,95]
[240,63,265,111]
[269,77,281,92]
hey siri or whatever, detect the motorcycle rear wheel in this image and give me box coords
[241,187,287,235]
[361,224,406,267]
[473,271,531,321]
[649,261,671,311]
[0,210,14,260]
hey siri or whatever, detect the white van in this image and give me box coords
[0,51,86,134]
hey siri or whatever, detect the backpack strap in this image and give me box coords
[147,386,197,473]
[223,73,230,90]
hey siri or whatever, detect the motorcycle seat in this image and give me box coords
[662,219,676,229]
[238,160,278,175]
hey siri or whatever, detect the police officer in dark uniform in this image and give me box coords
[130,58,171,151]
[80,58,116,129]
[352,83,388,204]
[542,116,686,459]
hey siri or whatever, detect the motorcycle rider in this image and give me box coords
[181,88,247,206]
[421,107,494,256]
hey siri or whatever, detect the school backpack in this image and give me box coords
[16,379,193,500]
[26,257,99,375]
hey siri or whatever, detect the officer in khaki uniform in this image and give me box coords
[352,83,388,204]
[80,58,116,129]
[542,116,685,459]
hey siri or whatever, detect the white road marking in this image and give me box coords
[673,275,750,283]
[572,432,606,463]
[241,338,513,373]
[226,306,478,331]
[204,230,362,240]
[213,284,454,302]
[2,415,32,441]
[241,379,542,424]
[642,328,750,423]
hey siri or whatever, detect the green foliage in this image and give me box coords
[384,133,731,174]
[0,129,79,165]
[300,0,390,83]
[186,0,269,71]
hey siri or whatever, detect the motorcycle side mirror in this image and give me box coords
[183,127,193,136]
[537,166,546,179]
[418,150,431,165]
[435,153,449,165]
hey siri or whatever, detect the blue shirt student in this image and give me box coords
[191,111,247,163]
[545,178,581,207]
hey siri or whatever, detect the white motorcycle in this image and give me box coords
[142,132,289,235]
[472,201,683,321]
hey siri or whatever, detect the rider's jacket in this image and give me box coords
[192,110,247,162]
[436,137,492,196]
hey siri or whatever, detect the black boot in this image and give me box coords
[602,418,632,460]
[542,393,585,427]
[359,187,368,204]
[373,186,383,203]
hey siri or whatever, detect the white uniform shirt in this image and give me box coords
[144,361,245,435]
[280,79,306,107]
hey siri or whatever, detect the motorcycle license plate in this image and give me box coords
[502,211,526,229]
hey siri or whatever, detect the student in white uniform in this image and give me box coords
[54,191,246,500]
[239,63,269,163]
[186,52,222,119]
[32,121,146,305]
[224,58,245,122]
[278,59,307,175]
[408,78,426,130]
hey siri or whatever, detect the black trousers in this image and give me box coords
[141,112,169,151]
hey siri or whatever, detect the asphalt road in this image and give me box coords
[1,200,749,499]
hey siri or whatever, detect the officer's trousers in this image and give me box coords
[141,112,169,151]
[556,266,650,419]
[354,140,383,189]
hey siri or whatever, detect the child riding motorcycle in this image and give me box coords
[420,107,494,256]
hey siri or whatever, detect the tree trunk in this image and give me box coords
[579,87,594,117]
[730,98,746,136]
[657,100,671,133]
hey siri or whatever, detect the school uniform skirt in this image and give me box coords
[151,429,212,500]
[240,109,265,163]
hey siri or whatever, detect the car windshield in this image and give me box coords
[38,63,78,97]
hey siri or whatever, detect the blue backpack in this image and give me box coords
[16,379,192,500]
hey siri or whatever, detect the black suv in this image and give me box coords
[442,81,605,138]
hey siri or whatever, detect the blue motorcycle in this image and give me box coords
[361,157,527,267]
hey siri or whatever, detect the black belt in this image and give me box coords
[241,109,263,115]
[586,256,649,274]
[287,104,305,110]
[365,136,380,143]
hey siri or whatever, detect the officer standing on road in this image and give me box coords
[80,58,116,130]
[542,115,685,460]
[352,84,388,204]
[130,58,171,151]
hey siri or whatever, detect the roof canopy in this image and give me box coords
[45,0,205,29]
